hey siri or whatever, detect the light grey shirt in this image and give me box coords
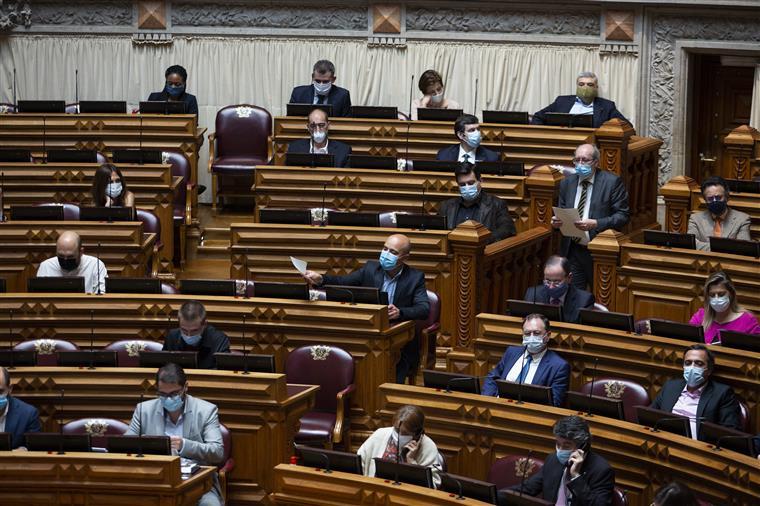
[36,254,107,294]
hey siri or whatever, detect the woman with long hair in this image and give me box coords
[91,163,134,209]
[688,271,759,344]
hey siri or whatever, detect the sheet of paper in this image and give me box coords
[552,207,589,241]
[290,256,308,275]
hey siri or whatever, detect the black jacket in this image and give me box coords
[437,190,516,243]
[436,144,499,162]
[163,324,230,369]
[147,91,199,115]
[523,284,595,324]
[286,138,352,168]
[5,396,41,449]
[650,378,741,439]
[289,84,352,117]
[321,260,429,322]
[531,95,629,128]
[509,451,614,506]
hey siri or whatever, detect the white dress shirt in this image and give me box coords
[310,139,329,154]
[504,348,548,384]
[457,144,477,163]
[164,410,185,455]
[568,96,594,115]
[572,171,596,245]
[0,403,7,432]
[36,254,108,294]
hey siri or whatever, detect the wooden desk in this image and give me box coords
[0,161,177,274]
[0,293,413,446]
[0,113,205,225]
[270,464,492,505]
[0,452,214,506]
[0,221,155,291]
[9,367,317,505]
[471,314,760,434]
[377,383,760,506]
[721,124,760,180]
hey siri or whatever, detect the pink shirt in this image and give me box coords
[672,384,705,439]
[689,308,760,344]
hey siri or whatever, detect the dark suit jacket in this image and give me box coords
[557,170,630,257]
[163,324,231,369]
[482,346,570,407]
[321,260,429,322]
[438,191,516,243]
[650,378,741,438]
[523,284,595,324]
[5,396,41,449]
[286,138,352,168]
[289,84,352,117]
[436,144,499,162]
[510,451,615,506]
[531,95,629,128]
[147,91,199,115]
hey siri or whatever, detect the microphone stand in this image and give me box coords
[96,242,103,293]
[58,389,65,454]
[42,116,47,164]
[8,309,14,370]
[404,74,414,170]
[88,309,95,369]
[330,286,356,305]
[585,358,598,417]
[516,346,528,405]
[393,423,402,485]
[319,183,327,227]
[518,449,533,496]
[12,68,17,111]
[241,314,249,375]
[75,69,79,112]
[136,393,145,457]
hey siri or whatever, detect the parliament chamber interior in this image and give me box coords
[0,1,759,505]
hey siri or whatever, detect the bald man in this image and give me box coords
[36,231,108,294]
[286,107,351,167]
[303,234,429,383]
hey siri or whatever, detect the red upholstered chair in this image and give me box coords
[14,339,78,366]
[487,454,545,490]
[62,417,129,448]
[218,423,235,503]
[104,339,163,367]
[162,151,193,267]
[35,202,80,220]
[407,290,441,385]
[208,104,272,210]
[161,282,179,294]
[135,209,162,277]
[612,487,629,506]
[579,377,650,423]
[285,345,356,449]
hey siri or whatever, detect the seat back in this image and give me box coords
[379,211,398,228]
[579,377,650,423]
[35,202,80,220]
[135,209,161,243]
[219,423,233,470]
[162,151,190,219]
[416,290,440,335]
[0,103,16,113]
[487,454,545,490]
[214,105,272,160]
[65,103,79,114]
[104,339,163,367]
[285,345,354,412]
[737,398,750,433]
[62,417,129,448]
[96,152,108,164]
[161,282,179,294]
[14,339,78,366]
[612,487,628,506]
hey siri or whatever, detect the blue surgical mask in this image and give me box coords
[160,394,184,413]
[575,163,593,179]
[459,183,480,201]
[546,282,569,300]
[464,130,481,148]
[709,294,730,313]
[556,448,572,465]
[313,81,332,96]
[311,130,327,144]
[0,394,8,411]
[164,83,185,97]
[683,366,705,388]
[181,333,203,347]
[395,430,413,448]
[379,250,398,271]
[106,182,123,198]
[522,336,546,355]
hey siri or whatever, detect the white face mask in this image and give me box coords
[430,91,444,105]
[106,182,123,198]
[313,81,332,96]
[397,432,413,448]
[709,294,730,313]
[311,130,327,144]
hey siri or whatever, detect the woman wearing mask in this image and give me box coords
[357,404,443,487]
[147,64,198,115]
[91,163,134,209]
[411,70,461,120]
[688,271,759,344]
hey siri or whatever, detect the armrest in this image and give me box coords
[219,457,235,474]
[332,383,356,444]
[267,134,273,162]
[207,132,216,173]
[184,182,195,226]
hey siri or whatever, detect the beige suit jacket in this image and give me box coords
[687,207,752,251]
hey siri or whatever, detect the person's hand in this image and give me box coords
[302,270,323,287]
[551,216,562,229]
[403,439,420,461]
[568,448,585,479]
[388,304,400,320]
[573,219,597,232]
[170,436,184,452]
[105,196,113,207]
[419,95,431,107]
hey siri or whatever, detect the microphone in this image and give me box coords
[319,183,327,227]
[393,422,402,485]
[314,450,332,473]
[443,375,485,394]
[139,115,144,163]
[75,69,79,112]
[7,309,13,370]
[449,474,465,500]
[96,242,103,293]
[329,286,355,305]
[585,358,598,417]
[42,116,47,164]
[713,435,754,452]
[1,171,4,223]
[136,392,144,457]
[515,346,529,405]
[404,74,414,170]
[243,256,250,299]
[473,77,479,116]
[58,389,65,454]
[88,309,95,369]
[241,314,249,375]
[420,185,426,221]
[499,128,505,176]
[12,68,17,110]
[518,449,533,496]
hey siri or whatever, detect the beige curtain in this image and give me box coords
[751,64,760,129]
[0,35,639,202]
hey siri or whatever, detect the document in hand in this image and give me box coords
[552,207,589,241]
[290,256,308,275]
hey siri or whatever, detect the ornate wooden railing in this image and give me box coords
[722,124,760,180]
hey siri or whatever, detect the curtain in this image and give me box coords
[750,64,760,129]
[0,35,639,202]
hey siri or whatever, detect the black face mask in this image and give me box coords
[57,255,80,271]
[707,199,727,216]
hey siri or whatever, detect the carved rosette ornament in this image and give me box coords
[603,381,626,399]
[85,419,110,437]
[0,1,31,31]
[309,345,330,361]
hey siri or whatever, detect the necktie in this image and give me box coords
[555,470,569,506]
[572,180,591,243]
[713,217,722,237]
[462,153,470,163]
[516,354,532,384]
[550,297,561,305]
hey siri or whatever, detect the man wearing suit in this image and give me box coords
[164,301,230,369]
[126,363,225,506]
[436,114,499,163]
[437,162,516,244]
[288,59,352,117]
[551,143,630,290]
[303,234,429,383]
[531,71,629,128]
[0,367,41,450]
[650,344,741,440]
[509,415,614,504]
[688,176,751,251]
[524,255,595,324]
[286,108,352,168]
[482,314,570,407]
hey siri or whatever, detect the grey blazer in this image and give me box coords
[687,208,752,251]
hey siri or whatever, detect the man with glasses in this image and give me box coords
[688,176,751,251]
[286,107,351,167]
[531,71,630,128]
[551,143,630,290]
[524,255,594,323]
[482,313,570,407]
[126,363,225,506]
[288,59,352,117]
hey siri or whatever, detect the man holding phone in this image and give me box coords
[507,415,614,503]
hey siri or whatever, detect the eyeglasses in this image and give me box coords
[157,388,184,398]
[572,157,595,164]
[705,195,724,203]
[543,279,565,287]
